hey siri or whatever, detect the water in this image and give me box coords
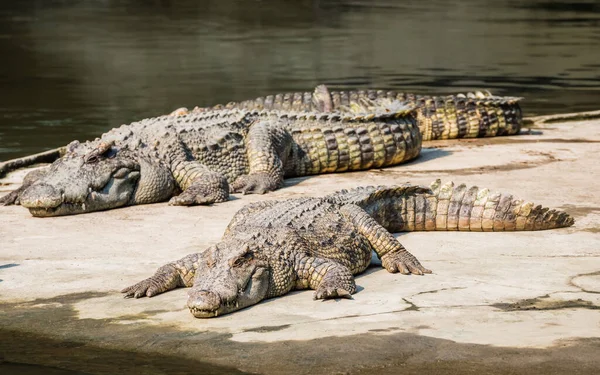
[0,0,599,161]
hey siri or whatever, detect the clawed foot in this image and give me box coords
[169,192,220,206]
[168,184,229,206]
[121,276,171,298]
[0,189,21,206]
[313,274,356,300]
[381,251,432,275]
[314,286,353,300]
[231,173,280,195]
[1,169,48,206]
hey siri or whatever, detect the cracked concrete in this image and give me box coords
[1,118,599,374]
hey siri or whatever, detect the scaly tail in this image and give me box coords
[419,180,573,231]
[308,86,524,140]
[410,92,523,140]
[334,180,574,232]
[0,147,66,179]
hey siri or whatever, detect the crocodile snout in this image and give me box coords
[20,183,63,209]
[187,290,222,317]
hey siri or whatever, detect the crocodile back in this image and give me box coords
[211,85,523,140]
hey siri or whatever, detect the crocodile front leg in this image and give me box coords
[231,121,293,194]
[295,256,356,299]
[0,167,49,206]
[122,253,201,298]
[340,204,432,275]
[169,160,229,205]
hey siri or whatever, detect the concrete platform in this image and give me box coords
[1,118,599,374]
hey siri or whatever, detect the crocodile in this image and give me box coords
[0,85,522,179]
[197,84,523,141]
[122,180,574,318]
[1,103,421,216]
[0,85,524,216]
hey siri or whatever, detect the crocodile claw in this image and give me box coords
[0,188,22,206]
[168,194,217,206]
[314,287,353,300]
[121,278,162,298]
[381,251,432,275]
[168,182,229,206]
[231,173,280,195]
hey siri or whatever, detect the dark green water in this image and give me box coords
[0,0,599,161]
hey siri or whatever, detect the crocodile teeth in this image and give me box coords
[82,203,86,211]
[88,187,92,194]
[91,192,97,200]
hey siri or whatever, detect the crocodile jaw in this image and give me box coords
[187,267,270,318]
[22,170,140,217]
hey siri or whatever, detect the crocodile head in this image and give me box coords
[20,141,176,217]
[187,243,270,318]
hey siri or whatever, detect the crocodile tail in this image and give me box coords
[422,179,573,231]
[345,180,574,232]
[407,92,524,141]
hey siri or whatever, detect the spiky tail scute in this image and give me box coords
[332,180,574,232]
[420,180,573,231]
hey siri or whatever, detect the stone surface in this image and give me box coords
[0,119,599,374]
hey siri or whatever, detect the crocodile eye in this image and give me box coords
[84,151,100,164]
[84,142,115,163]
[232,257,246,267]
[232,252,253,267]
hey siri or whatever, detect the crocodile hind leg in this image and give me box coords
[340,204,432,275]
[0,167,49,206]
[295,256,356,300]
[122,253,201,298]
[231,121,293,194]
[168,161,229,205]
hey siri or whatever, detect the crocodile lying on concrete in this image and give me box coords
[122,180,574,318]
[1,103,421,216]
[0,85,522,179]
[196,84,523,141]
[0,85,523,217]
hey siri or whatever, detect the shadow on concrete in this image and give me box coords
[412,148,452,164]
[0,264,19,282]
[0,263,19,270]
[1,290,599,375]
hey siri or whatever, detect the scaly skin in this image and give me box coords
[122,180,574,318]
[1,103,420,216]
[0,85,522,179]
[202,84,523,141]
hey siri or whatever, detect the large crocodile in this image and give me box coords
[122,180,574,318]
[0,86,522,217]
[1,103,421,216]
[199,84,523,141]
[0,85,522,179]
